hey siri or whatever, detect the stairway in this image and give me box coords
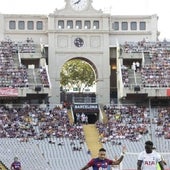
[128,69,142,85]
[0,161,8,170]
[144,53,152,65]
[27,69,35,87]
[101,108,108,124]
[83,124,103,157]
[67,110,74,124]
[13,53,20,67]
[35,68,42,85]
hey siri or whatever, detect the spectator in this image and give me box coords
[10,157,22,170]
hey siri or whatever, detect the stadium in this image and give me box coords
[0,0,169,169]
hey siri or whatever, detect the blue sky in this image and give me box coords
[0,0,169,40]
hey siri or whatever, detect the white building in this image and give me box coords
[0,0,159,105]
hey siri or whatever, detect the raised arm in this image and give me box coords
[112,145,126,165]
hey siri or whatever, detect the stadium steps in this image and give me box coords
[0,161,8,170]
[135,72,142,84]
[35,68,42,84]
[128,69,142,85]
[13,53,20,67]
[27,69,36,87]
[144,53,152,64]
[99,104,108,123]
[101,108,108,123]
[67,109,74,124]
[83,124,103,157]
[27,68,42,87]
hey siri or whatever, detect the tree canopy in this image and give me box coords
[60,59,95,92]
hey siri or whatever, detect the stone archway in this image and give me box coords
[48,52,110,106]
[60,57,98,105]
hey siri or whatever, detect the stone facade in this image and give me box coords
[0,0,159,105]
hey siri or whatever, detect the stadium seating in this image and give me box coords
[0,39,50,90]
[0,38,170,170]
[121,41,170,89]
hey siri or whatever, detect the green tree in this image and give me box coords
[60,59,95,92]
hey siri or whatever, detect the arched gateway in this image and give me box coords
[48,0,111,105]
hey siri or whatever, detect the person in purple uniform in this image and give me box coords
[80,146,126,170]
[10,157,22,170]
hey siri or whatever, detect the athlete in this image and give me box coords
[137,140,164,170]
[111,155,122,170]
[10,157,22,170]
[80,146,126,170]
[153,147,167,170]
